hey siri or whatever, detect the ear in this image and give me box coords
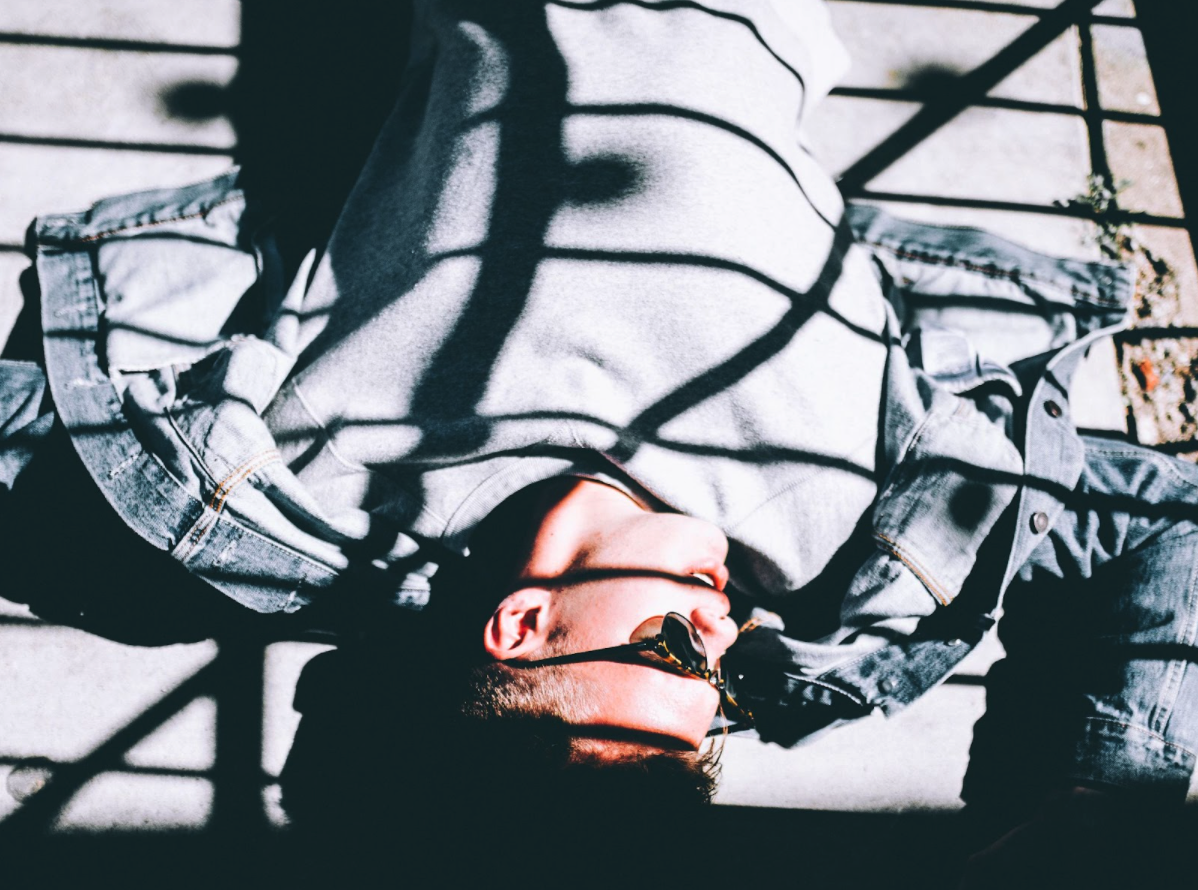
[482,587,555,661]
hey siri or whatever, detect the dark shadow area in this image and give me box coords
[0,31,237,54]
[1136,0,1198,253]
[159,81,229,124]
[843,0,1135,27]
[899,61,967,93]
[852,188,1187,228]
[224,0,413,257]
[0,132,231,155]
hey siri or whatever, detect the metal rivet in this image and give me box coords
[879,677,897,694]
[1031,511,1049,534]
[1044,400,1063,418]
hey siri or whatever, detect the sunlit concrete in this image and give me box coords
[54,773,213,832]
[0,625,216,763]
[262,642,335,779]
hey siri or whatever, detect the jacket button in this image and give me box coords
[879,677,897,694]
[1044,400,1063,418]
[1031,511,1049,533]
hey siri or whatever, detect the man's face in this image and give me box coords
[514,483,739,749]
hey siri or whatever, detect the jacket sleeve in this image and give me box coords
[26,169,438,618]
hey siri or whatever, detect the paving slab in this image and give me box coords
[0,0,240,46]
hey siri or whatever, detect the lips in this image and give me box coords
[690,562,729,592]
[688,567,731,617]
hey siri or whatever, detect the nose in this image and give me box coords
[689,607,739,664]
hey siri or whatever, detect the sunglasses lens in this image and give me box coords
[660,613,707,674]
[629,614,711,679]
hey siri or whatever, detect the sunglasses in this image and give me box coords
[516,612,754,737]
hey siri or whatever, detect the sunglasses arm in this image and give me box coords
[507,639,657,669]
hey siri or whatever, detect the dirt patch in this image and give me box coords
[1063,176,1198,461]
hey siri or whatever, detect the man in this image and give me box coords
[2,0,1195,874]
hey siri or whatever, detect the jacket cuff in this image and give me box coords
[1068,717,1195,801]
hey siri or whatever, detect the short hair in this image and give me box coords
[462,655,722,787]
[279,646,721,848]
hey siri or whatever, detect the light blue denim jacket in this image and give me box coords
[11,169,1131,745]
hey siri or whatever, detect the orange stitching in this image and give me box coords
[77,194,245,244]
[178,452,277,558]
[875,531,950,606]
[211,451,278,515]
[178,448,279,560]
[204,448,279,513]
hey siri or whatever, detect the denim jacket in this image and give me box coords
[16,170,1130,744]
[730,204,1132,744]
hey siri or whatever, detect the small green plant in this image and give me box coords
[1059,173,1137,260]
[1060,174,1177,320]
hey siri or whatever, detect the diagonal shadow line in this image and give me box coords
[0,614,46,626]
[463,95,839,228]
[263,412,879,477]
[424,242,884,344]
[0,133,235,156]
[933,457,1198,523]
[835,0,1043,13]
[546,0,807,96]
[830,86,1161,126]
[1141,440,1198,457]
[0,759,218,780]
[43,325,221,349]
[0,31,239,55]
[566,103,836,228]
[0,662,216,838]
[852,189,1188,228]
[839,0,1132,25]
[943,674,987,686]
[900,292,1113,318]
[610,218,862,462]
[532,244,884,344]
[837,0,1109,194]
[1116,327,1198,342]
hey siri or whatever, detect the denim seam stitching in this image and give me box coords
[74,194,246,244]
[289,381,370,473]
[1081,445,1198,491]
[859,239,1123,306]
[1080,716,1198,763]
[728,434,875,531]
[875,531,950,606]
[286,381,438,519]
[1153,544,1198,736]
[176,447,280,561]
